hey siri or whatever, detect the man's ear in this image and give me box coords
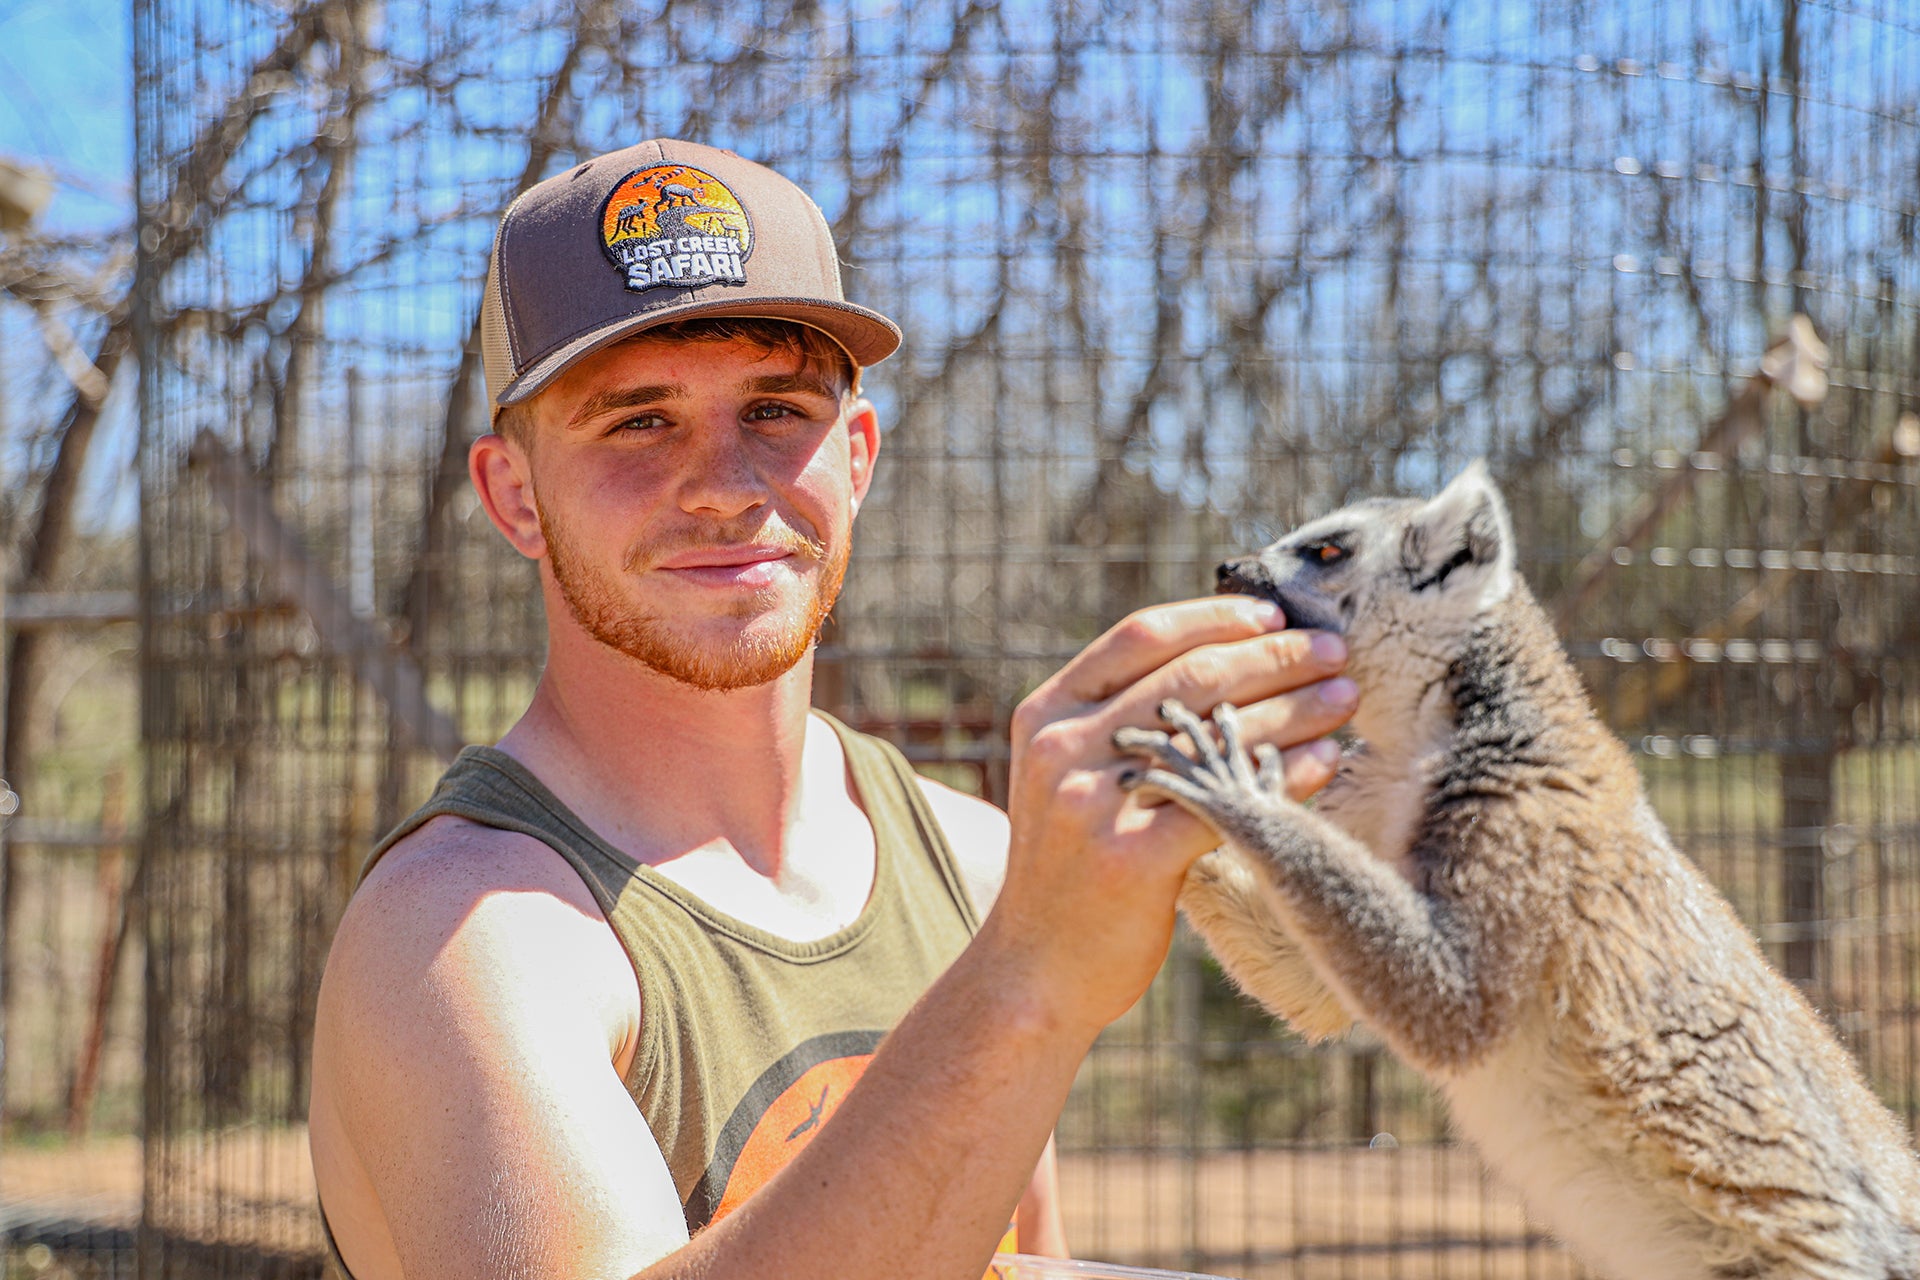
[845,397,881,518]
[469,432,547,560]
[1401,459,1514,599]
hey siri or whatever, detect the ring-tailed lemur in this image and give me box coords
[1115,462,1920,1280]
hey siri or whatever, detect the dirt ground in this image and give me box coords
[1054,1146,1581,1278]
[2,1132,1582,1278]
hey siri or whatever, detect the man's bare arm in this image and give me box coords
[918,780,1064,1255]
[650,598,1351,1280]
[313,598,1352,1280]
[310,822,690,1279]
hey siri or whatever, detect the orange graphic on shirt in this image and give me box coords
[695,1040,1018,1264]
[709,1052,870,1222]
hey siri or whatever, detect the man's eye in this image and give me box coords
[745,402,801,422]
[610,412,667,434]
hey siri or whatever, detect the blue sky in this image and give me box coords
[1,0,136,534]
[0,0,134,232]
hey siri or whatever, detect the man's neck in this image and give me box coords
[495,619,822,879]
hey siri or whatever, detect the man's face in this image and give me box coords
[519,334,873,690]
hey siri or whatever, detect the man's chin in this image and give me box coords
[547,533,846,691]
[632,641,814,692]
[582,614,821,692]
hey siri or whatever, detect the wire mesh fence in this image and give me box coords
[2,0,1917,1275]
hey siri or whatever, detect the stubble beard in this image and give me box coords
[540,503,848,692]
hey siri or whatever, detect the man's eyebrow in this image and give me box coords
[566,383,685,428]
[741,371,841,400]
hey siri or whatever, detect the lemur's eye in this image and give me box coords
[1302,540,1348,565]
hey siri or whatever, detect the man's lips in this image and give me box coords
[654,544,797,570]
[650,544,806,587]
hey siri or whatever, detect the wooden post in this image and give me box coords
[67,769,131,1137]
[188,430,462,761]
[0,553,15,1133]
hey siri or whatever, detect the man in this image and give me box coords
[308,139,1356,1280]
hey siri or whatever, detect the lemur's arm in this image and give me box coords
[1119,700,1522,1072]
[1177,850,1354,1040]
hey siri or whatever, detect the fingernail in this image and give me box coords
[1306,738,1343,768]
[1310,631,1347,665]
[1320,677,1359,711]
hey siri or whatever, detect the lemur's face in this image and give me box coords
[1215,463,1516,696]
[1217,497,1423,638]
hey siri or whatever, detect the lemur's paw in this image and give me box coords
[1114,700,1285,815]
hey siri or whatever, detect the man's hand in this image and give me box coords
[982,597,1355,1038]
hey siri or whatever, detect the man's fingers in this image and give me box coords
[1274,739,1343,801]
[1096,632,1354,753]
[1110,736,1337,869]
[1209,678,1356,758]
[1035,597,1287,709]
[1123,736,1340,810]
[1105,640,1359,771]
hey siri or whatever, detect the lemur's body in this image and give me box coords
[1118,465,1920,1280]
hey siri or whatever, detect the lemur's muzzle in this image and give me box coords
[1216,554,1341,634]
[1216,556,1275,600]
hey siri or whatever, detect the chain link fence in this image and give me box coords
[2,0,1916,1275]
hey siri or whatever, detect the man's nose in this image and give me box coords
[680,422,770,518]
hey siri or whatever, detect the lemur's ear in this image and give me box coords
[1401,459,1515,602]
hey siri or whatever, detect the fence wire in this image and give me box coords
[2,0,1916,1276]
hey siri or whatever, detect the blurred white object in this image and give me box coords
[0,157,54,231]
[1758,313,1830,408]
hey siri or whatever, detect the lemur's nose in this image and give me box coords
[1216,556,1273,597]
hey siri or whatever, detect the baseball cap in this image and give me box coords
[480,139,901,414]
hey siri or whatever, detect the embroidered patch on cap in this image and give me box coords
[600,165,754,292]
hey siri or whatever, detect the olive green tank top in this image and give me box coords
[327,712,992,1272]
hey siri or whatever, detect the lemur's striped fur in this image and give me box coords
[1118,463,1920,1280]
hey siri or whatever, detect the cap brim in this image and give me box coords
[496,296,901,407]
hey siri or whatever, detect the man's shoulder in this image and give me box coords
[360,812,597,906]
[323,814,636,1036]
[309,822,662,1280]
[316,811,642,1100]
[913,776,1011,918]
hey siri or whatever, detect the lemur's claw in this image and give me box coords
[1114,725,1193,775]
[1155,700,1222,766]
[1254,743,1284,791]
[1117,700,1293,807]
